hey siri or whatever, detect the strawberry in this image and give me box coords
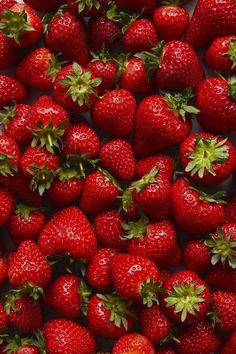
[92,89,136,138]
[44,7,89,66]
[53,63,101,113]
[197,77,236,134]
[180,133,236,186]
[114,0,156,15]
[112,333,155,354]
[171,178,225,235]
[136,41,205,92]
[0,303,7,333]
[136,154,173,181]
[211,291,236,332]
[67,0,107,17]
[8,240,51,289]
[0,3,43,48]
[0,187,13,225]
[0,75,27,107]
[99,139,135,181]
[134,90,196,157]
[205,264,236,293]
[184,240,211,275]
[176,321,220,354]
[159,269,172,284]
[0,0,16,12]
[0,31,17,69]
[221,331,236,354]
[224,197,236,224]
[38,206,97,261]
[5,340,39,354]
[185,0,236,49]
[86,248,117,292]
[0,135,21,177]
[42,318,96,354]
[0,257,8,286]
[87,294,136,339]
[153,6,189,42]
[24,0,66,12]
[8,204,45,246]
[111,253,160,306]
[20,146,60,196]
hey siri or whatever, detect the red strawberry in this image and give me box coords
[44,8,89,66]
[53,63,101,113]
[112,333,155,354]
[0,303,7,333]
[8,240,51,289]
[205,264,236,293]
[92,89,136,138]
[185,0,236,49]
[67,0,106,17]
[87,294,136,339]
[153,6,189,42]
[224,197,236,224]
[38,206,97,261]
[24,0,65,12]
[0,75,27,107]
[0,257,8,286]
[114,0,156,15]
[0,187,13,225]
[0,0,16,12]
[0,3,43,48]
[212,291,236,332]
[197,77,236,134]
[136,154,173,181]
[184,240,211,275]
[171,178,225,235]
[86,248,117,292]
[42,318,96,354]
[134,90,195,157]
[159,269,172,285]
[0,135,21,178]
[5,341,39,354]
[111,253,160,306]
[221,331,236,354]
[0,31,17,69]
[8,204,45,246]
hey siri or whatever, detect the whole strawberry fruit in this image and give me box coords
[112,333,155,354]
[0,75,27,107]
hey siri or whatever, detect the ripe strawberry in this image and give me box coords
[99,139,135,181]
[134,90,195,157]
[111,253,160,306]
[224,197,236,224]
[0,135,21,178]
[92,89,136,138]
[0,187,13,225]
[0,0,16,12]
[67,0,107,17]
[87,294,136,339]
[171,178,225,235]
[53,63,101,113]
[20,146,60,196]
[0,3,43,48]
[86,248,117,292]
[42,318,96,354]
[153,6,189,42]
[0,31,17,69]
[136,154,173,181]
[176,321,220,354]
[136,41,205,92]
[197,77,236,134]
[0,257,8,286]
[0,303,7,333]
[8,240,51,289]
[94,210,127,251]
[8,204,45,246]
[212,291,236,332]
[44,8,89,66]
[185,0,236,49]
[0,75,27,107]
[205,264,236,293]
[184,240,211,275]
[38,206,97,261]
[112,333,155,354]
[221,331,236,354]
[114,0,156,15]
[24,0,65,12]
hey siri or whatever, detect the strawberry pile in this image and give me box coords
[0,0,236,353]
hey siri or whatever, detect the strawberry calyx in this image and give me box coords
[0,104,17,128]
[189,186,227,204]
[131,167,159,193]
[106,4,139,34]
[114,53,131,80]
[34,331,47,354]
[57,166,82,181]
[205,227,236,269]
[118,188,133,212]
[224,39,236,69]
[135,41,165,79]
[0,153,17,177]
[121,215,149,240]
[164,88,200,120]
[65,153,98,179]
[164,282,206,322]
[3,334,38,354]
[14,203,43,221]
[228,76,236,101]
[48,54,68,83]
[97,294,136,330]
[141,278,161,307]
[185,135,229,178]
[99,168,123,192]
[73,0,101,13]
[60,62,102,107]
[0,9,34,45]
[78,280,92,315]
[91,46,114,63]
[27,163,58,196]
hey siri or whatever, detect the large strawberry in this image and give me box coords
[112,333,155,354]
[0,135,21,178]
[0,75,27,107]
[0,31,17,69]
[212,291,236,332]
[0,187,13,225]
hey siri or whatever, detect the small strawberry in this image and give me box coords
[136,154,173,181]
[0,135,21,178]
[221,331,236,354]
[8,204,45,246]
[0,31,18,69]
[67,0,107,17]
[0,3,43,48]
[24,0,66,12]
[92,89,136,138]
[224,197,236,224]
[205,264,236,293]
[112,333,155,354]
[38,206,97,261]
[0,257,8,286]
[86,248,117,292]
[0,75,27,107]
[0,303,7,333]
[0,187,13,225]
[211,291,236,332]
[114,0,156,15]
[184,240,211,275]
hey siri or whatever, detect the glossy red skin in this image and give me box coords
[48,178,83,208]
[156,41,205,92]
[81,171,120,214]
[8,240,51,288]
[213,291,236,332]
[0,31,18,69]
[17,346,39,354]
[136,154,173,181]
[176,321,220,354]
[153,6,189,42]
[8,210,45,246]
[185,0,236,49]
[197,77,236,134]
[87,59,118,95]
[0,0,16,12]
[94,210,127,251]
[0,135,21,170]
[24,0,65,12]
[0,257,8,286]
[171,178,225,235]
[0,75,27,107]
[87,295,135,339]
[134,95,192,158]
[0,303,7,333]
[221,331,236,354]
[92,89,136,138]
[43,318,96,354]
[122,19,158,54]
[45,274,81,318]
[87,248,117,292]
[184,241,211,275]
[180,132,236,185]
[112,333,155,354]
[67,0,106,17]
[39,206,97,261]
[205,264,236,293]
[159,269,172,284]
[223,197,236,224]
[99,139,135,181]
[0,188,13,225]
[111,253,160,302]
[88,16,120,52]
[114,0,156,14]
[45,11,89,66]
